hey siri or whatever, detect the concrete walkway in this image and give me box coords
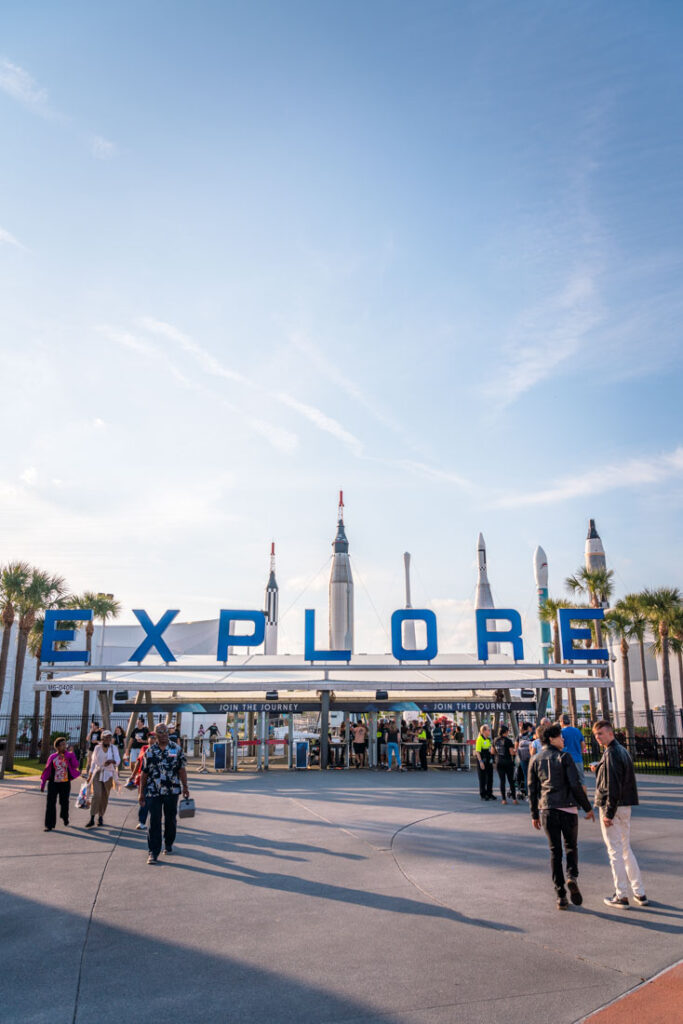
[1,769,681,1024]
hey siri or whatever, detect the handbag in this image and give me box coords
[178,797,195,818]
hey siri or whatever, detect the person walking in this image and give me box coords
[41,737,80,831]
[125,717,149,769]
[493,724,518,804]
[352,720,367,768]
[591,720,648,908]
[515,721,534,798]
[385,719,403,771]
[86,730,120,827]
[417,721,429,771]
[560,713,587,788]
[475,724,494,800]
[138,722,190,864]
[431,721,444,764]
[528,723,594,910]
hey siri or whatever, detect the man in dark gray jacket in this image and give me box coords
[591,720,647,908]
[529,723,594,909]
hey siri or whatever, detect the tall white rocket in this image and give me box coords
[475,532,499,654]
[264,542,278,654]
[402,552,417,650]
[585,519,607,573]
[329,491,354,652]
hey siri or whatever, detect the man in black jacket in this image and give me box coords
[591,720,648,908]
[529,723,595,909]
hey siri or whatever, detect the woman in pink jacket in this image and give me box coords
[40,737,80,831]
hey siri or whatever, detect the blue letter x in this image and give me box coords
[129,609,179,662]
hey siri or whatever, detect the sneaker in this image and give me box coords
[163,847,173,856]
[43,827,53,832]
[603,894,629,908]
[135,823,145,830]
[147,854,158,865]
[85,818,95,828]
[557,896,569,910]
[512,799,519,805]
[567,879,583,906]
[501,799,507,805]
[633,894,649,906]
[489,795,497,801]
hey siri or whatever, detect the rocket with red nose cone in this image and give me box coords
[329,491,354,652]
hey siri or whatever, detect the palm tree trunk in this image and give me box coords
[638,638,652,731]
[677,649,683,710]
[621,639,635,745]
[29,659,41,759]
[554,688,563,719]
[595,620,611,719]
[588,687,598,724]
[78,689,90,760]
[0,619,14,710]
[568,687,578,726]
[40,688,53,763]
[659,629,679,767]
[5,625,30,771]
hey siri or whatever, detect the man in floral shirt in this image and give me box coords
[138,722,190,864]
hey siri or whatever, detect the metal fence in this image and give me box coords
[0,714,162,761]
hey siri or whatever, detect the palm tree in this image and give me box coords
[565,567,615,719]
[620,593,654,732]
[0,561,31,711]
[71,591,121,737]
[641,586,681,763]
[671,606,683,710]
[539,597,573,719]
[605,606,636,744]
[4,570,67,771]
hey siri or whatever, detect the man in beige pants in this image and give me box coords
[86,730,120,828]
[591,720,648,908]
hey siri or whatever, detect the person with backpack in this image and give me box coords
[516,722,534,797]
[493,724,518,804]
[40,737,81,831]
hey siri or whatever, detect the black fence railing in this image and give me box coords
[583,734,682,775]
[0,714,164,762]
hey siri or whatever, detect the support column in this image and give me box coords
[288,714,294,769]
[536,688,550,720]
[369,711,378,768]
[320,691,330,770]
[343,712,349,767]
[125,691,146,743]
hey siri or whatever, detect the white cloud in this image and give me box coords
[0,226,25,249]
[93,417,106,429]
[495,445,683,507]
[484,269,602,407]
[0,58,49,112]
[141,317,246,384]
[20,466,38,486]
[275,392,364,456]
[90,135,117,160]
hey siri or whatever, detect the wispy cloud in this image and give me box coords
[0,57,115,158]
[495,445,683,507]
[90,135,117,160]
[0,226,26,249]
[288,331,402,434]
[98,324,297,454]
[141,316,362,455]
[0,58,50,114]
[484,269,603,408]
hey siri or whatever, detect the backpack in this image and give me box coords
[517,733,532,760]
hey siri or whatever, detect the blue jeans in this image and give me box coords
[146,793,179,858]
[387,742,401,767]
[138,797,149,826]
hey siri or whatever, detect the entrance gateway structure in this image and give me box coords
[36,652,613,769]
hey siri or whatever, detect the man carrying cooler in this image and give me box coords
[139,722,190,864]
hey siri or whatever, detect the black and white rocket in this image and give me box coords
[329,491,354,652]
[584,519,607,573]
[474,532,499,654]
[264,542,278,655]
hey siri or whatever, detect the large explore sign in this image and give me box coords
[42,606,608,665]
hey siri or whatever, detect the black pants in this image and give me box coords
[477,759,493,798]
[418,741,428,770]
[45,781,70,828]
[540,809,579,897]
[147,793,179,858]
[431,742,443,763]
[497,761,516,799]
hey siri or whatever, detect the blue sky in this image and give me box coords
[1,1,682,655]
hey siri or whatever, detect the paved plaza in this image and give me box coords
[1,768,682,1024]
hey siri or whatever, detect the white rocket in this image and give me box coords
[475,532,499,654]
[264,542,278,655]
[402,552,417,650]
[585,519,606,573]
[329,491,354,652]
